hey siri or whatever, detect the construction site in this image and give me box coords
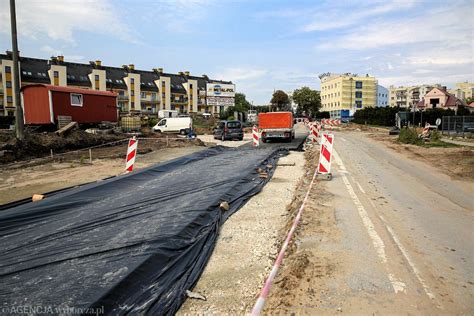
[1,118,473,315]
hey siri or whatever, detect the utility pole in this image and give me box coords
[10,0,24,140]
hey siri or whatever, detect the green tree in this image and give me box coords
[234,93,251,113]
[464,97,474,105]
[292,87,321,117]
[270,90,291,112]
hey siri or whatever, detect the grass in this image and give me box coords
[398,128,460,148]
[420,141,460,148]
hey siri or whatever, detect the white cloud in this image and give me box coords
[302,0,416,32]
[214,67,268,82]
[0,0,137,44]
[141,0,215,33]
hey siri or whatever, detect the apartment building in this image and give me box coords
[388,84,442,108]
[448,81,474,100]
[319,73,377,118]
[377,85,389,107]
[0,51,233,117]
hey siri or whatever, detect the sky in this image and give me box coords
[0,0,473,104]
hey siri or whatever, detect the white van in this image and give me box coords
[152,117,192,134]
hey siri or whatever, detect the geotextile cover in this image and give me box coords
[0,146,287,315]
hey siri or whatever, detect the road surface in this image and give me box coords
[290,130,473,314]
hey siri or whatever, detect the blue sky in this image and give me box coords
[1,0,473,104]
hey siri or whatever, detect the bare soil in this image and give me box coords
[0,145,205,205]
[366,131,474,180]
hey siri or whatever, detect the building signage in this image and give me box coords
[206,83,235,97]
[206,96,235,106]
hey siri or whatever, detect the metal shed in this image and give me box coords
[21,84,117,125]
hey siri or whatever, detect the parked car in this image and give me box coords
[213,120,244,141]
[152,117,192,134]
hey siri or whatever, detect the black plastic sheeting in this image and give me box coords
[0,146,287,315]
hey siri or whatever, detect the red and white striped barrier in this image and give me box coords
[310,124,319,143]
[125,136,138,172]
[421,123,430,138]
[317,133,334,175]
[321,119,341,126]
[253,125,260,147]
[251,160,320,316]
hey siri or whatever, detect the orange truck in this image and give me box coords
[258,111,295,142]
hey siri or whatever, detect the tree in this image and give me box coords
[270,90,291,112]
[464,97,474,105]
[292,87,321,117]
[234,93,251,113]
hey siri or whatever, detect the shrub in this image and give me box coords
[430,129,441,141]
[398,127,422,145]
[148,117,158,127]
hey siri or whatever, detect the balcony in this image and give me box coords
[142,99,160,105]
[117,94,129,100]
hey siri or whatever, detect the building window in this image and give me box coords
[356,101,362,108]
[131,78,135,84]
[141,92,146,98]
[131,90,135,96]
[6,81,12,88]
[95,75,99,81]
[5,66,11,73]
[131,102,135,108]
[355,91,362,98]
[355,81,362,89]
[54,71,59,78]
[7,96,13,103]
[151,92,156,100]
[118,90,125,96]
[7,110,14,116]
[70,93,83,106]
[189,83,193,89]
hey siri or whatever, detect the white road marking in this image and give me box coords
[340,137,347,142]
[334,148,439,306]
[379,215,439,304]
[356,181,366,194]
[332,149,406,294]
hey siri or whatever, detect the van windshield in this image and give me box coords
[227,122,241,128]
[158,119,166,126]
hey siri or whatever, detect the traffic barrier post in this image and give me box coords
[125,136,138,172]
[253,126,260,147]
[316,133,334,180]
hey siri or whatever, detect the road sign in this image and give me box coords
[436,118,441,126]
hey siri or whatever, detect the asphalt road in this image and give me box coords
[322,131,474,313]
[239,123,308,150]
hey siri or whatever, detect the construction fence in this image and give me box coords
[441,116,474,137]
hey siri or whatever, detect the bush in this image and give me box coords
[227,116,235,121]
[430,129,441,141]
[398,127,422,145]
[314,111,330,119]
[148,117,158,127]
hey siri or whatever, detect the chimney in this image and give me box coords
[158,67,163,73]
[6,50,13,57]
[178,71,184,76]
[442,86,447,91]
[95,60,102,67]
[202,74,209,80]
[57,55,64,62]
[185,71,190,76]
[128,64,134,71]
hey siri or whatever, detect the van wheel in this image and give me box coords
[155,129,162,133]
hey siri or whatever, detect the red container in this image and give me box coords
[258,112,293,129]
[22,84,118,125]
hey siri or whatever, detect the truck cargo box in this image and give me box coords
[258,112,294,129]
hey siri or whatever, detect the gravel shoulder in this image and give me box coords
[178,151,305,314]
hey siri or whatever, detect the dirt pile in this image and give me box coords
[0,130,125,164]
